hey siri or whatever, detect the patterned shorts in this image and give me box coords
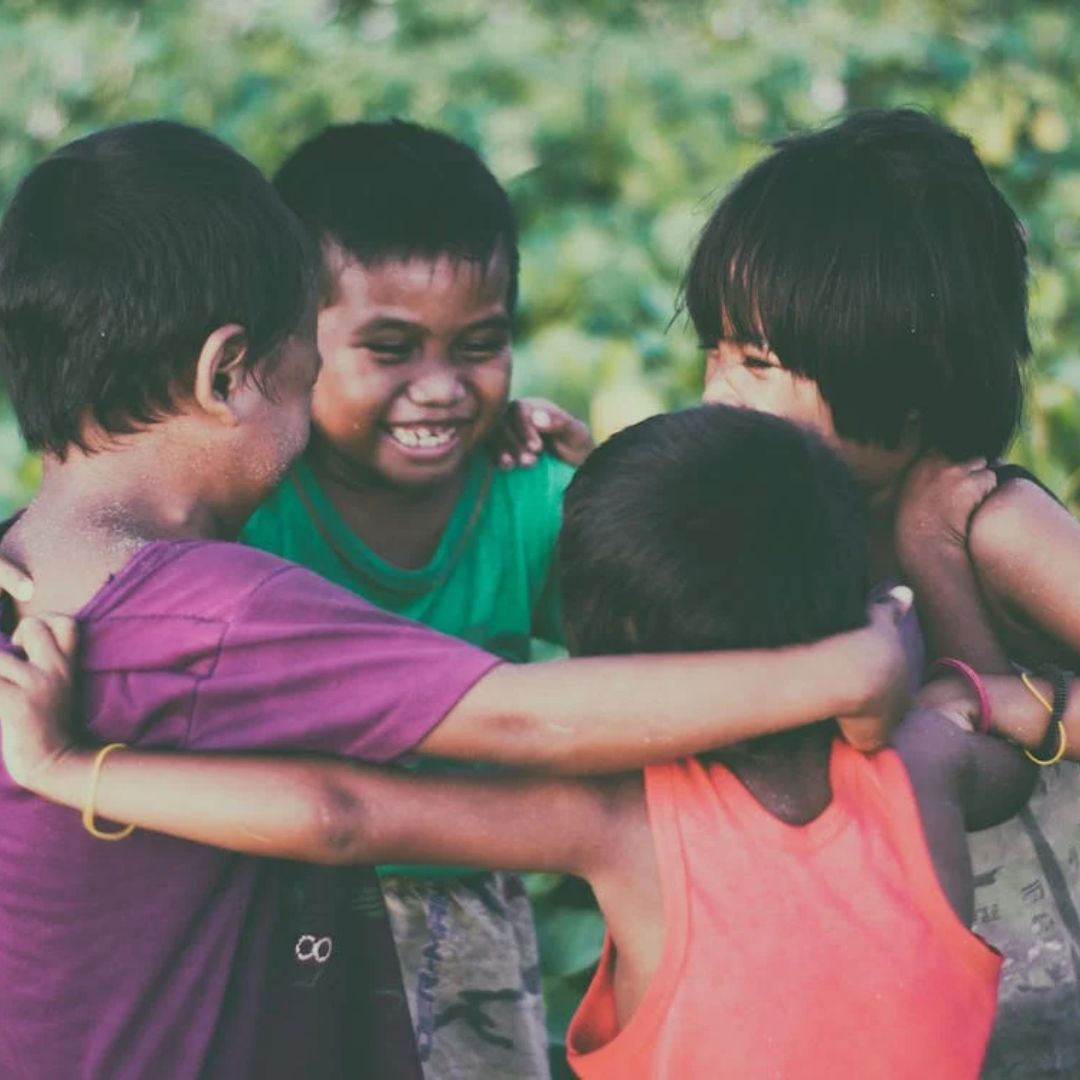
[971,762,1080,1078]
[381,871,551,1080]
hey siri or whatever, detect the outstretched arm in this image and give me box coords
[0,543,911,781]
[0,600,911,794]
[27,749,628,874]
[0,617,630,875]
[424,590,914,769]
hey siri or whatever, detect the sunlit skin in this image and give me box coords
[307,249,513,567]
[231,319,323,512]
[0,314,322,620]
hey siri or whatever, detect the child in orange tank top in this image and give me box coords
[0,406,1035,1079]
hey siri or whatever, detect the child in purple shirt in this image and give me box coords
[0,121,910,1079]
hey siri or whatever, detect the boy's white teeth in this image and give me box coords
[389,425,456,449]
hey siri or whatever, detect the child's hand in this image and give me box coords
[0,615,78,789]
[837,587,917,752]
[896,455,997,568]
[0,553,34,604]
[489,398,595,469]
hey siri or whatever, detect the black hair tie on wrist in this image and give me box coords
[1032,664,1069,762]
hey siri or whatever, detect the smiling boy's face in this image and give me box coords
[311,249,512,491]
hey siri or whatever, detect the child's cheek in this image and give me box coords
[701,373,737,406]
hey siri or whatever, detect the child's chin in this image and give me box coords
[379,453,471,491]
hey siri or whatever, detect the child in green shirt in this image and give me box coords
[242,118,582,1078]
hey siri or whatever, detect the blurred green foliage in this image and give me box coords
[2,0,1079,1069]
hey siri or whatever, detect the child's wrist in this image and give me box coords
[20,744,91,803]
[931,659,991,734]
[984,675,1060,748]
[829,625,883,715]
[837,629,906,743]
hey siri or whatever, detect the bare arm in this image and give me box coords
[0,616,638,876]
[895,456,1010,671]
[891,707,1035,922]
[423,592,913,769]
[965,478,1080,754]
[25,746,626,874]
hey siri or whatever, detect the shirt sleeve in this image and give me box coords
[188,564,501,761]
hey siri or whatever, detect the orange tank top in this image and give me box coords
[566,739,1001,1079]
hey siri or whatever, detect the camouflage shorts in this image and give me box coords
[381,871,551,1080]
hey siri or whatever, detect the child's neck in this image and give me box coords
[2,444,239,616]
[717,722,835,826]
[307,443,471,571]
[844,440,913,583]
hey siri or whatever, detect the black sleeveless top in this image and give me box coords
[979,463,1076,671]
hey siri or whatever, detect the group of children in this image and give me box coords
[0,105,1077,1079]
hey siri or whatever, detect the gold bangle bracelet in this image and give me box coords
[1019,673,1068,766]
[81,742,136,841]
[1024,722,1068,766]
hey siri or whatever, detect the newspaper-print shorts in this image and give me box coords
[972,761,1080,1079]
[381,871,551,1080]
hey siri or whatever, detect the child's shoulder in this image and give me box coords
[488,451,575,513]
[89,538,331,624]
[484,453,575,574]
[969,467,1071,566]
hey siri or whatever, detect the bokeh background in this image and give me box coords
[2,0,1079,1068]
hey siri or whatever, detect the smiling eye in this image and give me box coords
[742,355,775,371]
[458,338,507,362]
[365,341,412,364]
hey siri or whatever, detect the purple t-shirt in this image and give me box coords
[0,539,499,1080]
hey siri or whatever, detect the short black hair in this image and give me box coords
[0,120,316,457]
[559,405,868,659]
[682,109,1029,461]
[273,119,519,310]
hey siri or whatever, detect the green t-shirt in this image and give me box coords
[241,450,574,877]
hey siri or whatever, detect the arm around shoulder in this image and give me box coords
[422,597,911,772]
[18,740,627,881]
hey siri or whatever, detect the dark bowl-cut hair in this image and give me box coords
[0,120,317,457]
[559,405,868,662]
[682,109,1029,461]
[273,118,519,310]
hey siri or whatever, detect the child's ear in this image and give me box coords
[192,324,249,425]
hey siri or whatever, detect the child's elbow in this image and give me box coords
[304,775,374,865]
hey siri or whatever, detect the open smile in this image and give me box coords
[383,422,470,459]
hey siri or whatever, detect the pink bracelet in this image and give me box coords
[933,658,992,735]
